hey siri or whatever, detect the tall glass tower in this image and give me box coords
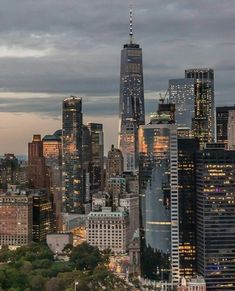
[118,8,145,172]
[62,96,84,213]
[139,102,179,284]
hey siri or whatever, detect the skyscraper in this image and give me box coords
[28,134,50,190]
[106,145,123,180]
[169,78,195,130]
[216,106,235,148]
[178,138,199,278]
[185,68,215,148]
[62,96,83,213]
[118,8,145,172]
[87,123,104,192]
[196,144,235,290]
[139,101,179,284]
[43,130,62,229]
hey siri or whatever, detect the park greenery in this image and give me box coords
[0,242,131,291]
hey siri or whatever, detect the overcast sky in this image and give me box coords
[0,0,235,154]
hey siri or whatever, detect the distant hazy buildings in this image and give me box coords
[62,96,84,214]
[228,110,235,150]
[0,191,33,247]
[185,68,215,148]
[196,144,235,290]
[0,154,27,189]
[139,102,179,284]
[118,9,145,172]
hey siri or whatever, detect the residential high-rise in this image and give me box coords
[228,110,235,150]
[87,123,104,192]
[28,134,50,189]
[0,191,33,247]
[139,101,179,284]
[169,78,195,130]
[185,68,215,148]
[118,9,145,172]
[178,138,199,278]
[216,106,235,147]
[62,96,83,213]
[196,144,235,290]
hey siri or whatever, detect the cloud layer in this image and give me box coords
[0,0,235,153]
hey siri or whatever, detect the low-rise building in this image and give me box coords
[86,207,129,254]
[46,233,73,254]
[0,192,33,247]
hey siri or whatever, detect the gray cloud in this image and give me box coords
[0,1,234,115]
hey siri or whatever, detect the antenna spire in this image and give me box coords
[129,5,133,44]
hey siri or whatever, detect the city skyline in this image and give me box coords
[1,1,235,155]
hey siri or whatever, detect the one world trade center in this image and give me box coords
[118,8,145,172]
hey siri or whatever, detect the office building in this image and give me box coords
[196,144,235,290]
[28,134,50,189]
[178,138,199,278]
[87,207,129,254]
[169,78,195,130]
[0,191,33,247]
[178,276,206,291]
[228,110,235,150]
[118,9,145,172]
[62,96,84,213]
[185,68,215,148]
[139,101,179,284]
[0,154,27,190]
[32,190,53,242]
[87,123,104,192]
[119,194,139,242]
[216,106,235,147]
[106,145,123,180]
[43,130,62,229]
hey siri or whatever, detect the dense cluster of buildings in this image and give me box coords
[0,9,235,291]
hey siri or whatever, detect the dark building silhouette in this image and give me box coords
[178,138,199,278]
[216,106,235,148]
[32,190,53,242]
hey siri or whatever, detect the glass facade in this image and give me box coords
[185,68,215,148]
[139,122,179,283]
[169,78,195,130]
[118,40,145,172]
[62,96,84,213]
[196,145,235,290]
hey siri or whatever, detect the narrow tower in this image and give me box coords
[118,7,145,172]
